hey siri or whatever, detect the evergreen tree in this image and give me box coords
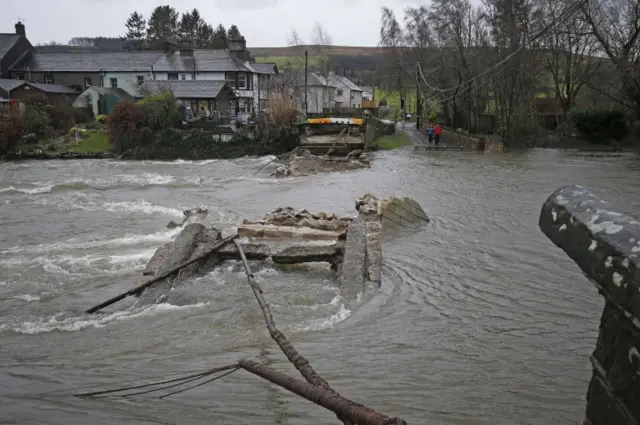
[211,24,228,49]
[227,25,242,39]
[125,12,147,41]
[146,6,180,42]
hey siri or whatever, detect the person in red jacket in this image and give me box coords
[434,124,442,146]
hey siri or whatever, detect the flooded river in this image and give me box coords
[1,148,640,425]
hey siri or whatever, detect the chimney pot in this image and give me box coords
[15,21,25,37]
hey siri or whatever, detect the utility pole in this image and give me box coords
[304,50,308,115]
[415,66,421,130]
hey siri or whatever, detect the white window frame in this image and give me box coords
[137,75,144,85]
[237,72,247,90]
[168,73,179,81]
[84,77,92,87]
[44,74,54,84]
[110,78,118,88]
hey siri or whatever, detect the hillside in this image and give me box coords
[249,45,385,57]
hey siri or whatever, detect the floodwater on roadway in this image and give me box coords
[1,148,639,425]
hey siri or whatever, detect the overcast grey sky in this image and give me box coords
[2,0,418,47]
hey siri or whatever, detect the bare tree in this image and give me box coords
[582,0,640,117]
[534,0,600,120]
[310,22,334,111]
[481,0,542,146]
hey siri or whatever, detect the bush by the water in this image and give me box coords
[572,109,629,143]
[0,106,24,154]
[22,105,54,139]
[96,114,107,124]
[137,90,181,131]
[107,101,143,154]
[43,103,75,131]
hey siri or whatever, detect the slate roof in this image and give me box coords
[30,83,79,94]
[152,50,250,73]
[80,86,133,100]
[140,81,234,99]
[277,70,336,87]
[328,73,363,92]
[11,51,164,72]
[0,78,24,92]
[0,34,21,59]
[249,63,277,75]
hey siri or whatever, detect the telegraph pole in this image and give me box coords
[304,50,308,115]
[415,66,421,130]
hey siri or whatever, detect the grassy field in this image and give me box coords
[377,133,412,150]
[255,55,322,68]
[68,131,110,153]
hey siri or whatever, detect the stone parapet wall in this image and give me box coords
[539,185,640,425]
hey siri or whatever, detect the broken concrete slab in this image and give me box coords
[339,217,367,297]
[218,243,272,261]
[238,224,341,241]
[272,245,341,264]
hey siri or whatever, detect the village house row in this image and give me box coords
[0,21,368,120]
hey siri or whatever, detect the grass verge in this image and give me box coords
[68,131,110,153]
[377,133,412,150]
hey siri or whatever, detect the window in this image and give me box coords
[259,75,267,85]
[110,78,118,88]
[337,89,343,96]
[181,74,186,80]
[137,75,144,85]
[84,77,92,87]
[237,72,247,89]
[168,73,179,81]
[44,74,54,84]
[14,74,24,80]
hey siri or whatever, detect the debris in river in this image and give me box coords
[83,193,426,424]
[166,207,209,229]
[274,149,371,177]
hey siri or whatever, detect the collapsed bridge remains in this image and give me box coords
[82,194,429,425]
[539,185,640,425]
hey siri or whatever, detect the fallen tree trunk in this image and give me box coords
[238,359,407,425]
[234,240,406,425]
[85,234,239,314]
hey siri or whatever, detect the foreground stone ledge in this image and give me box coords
[539,185,640,425]
[538,185,640,317]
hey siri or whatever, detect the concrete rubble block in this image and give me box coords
[356,193,382,219]
[238,224,341,241]
[365,221,383,283]
[271,244,340,264]
[339,217,367,296]
[143,242,173,276]
[218,243,272,261]
[538,185,640,318]
[136,223,215,306]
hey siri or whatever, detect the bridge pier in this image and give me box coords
[539,185,640,425]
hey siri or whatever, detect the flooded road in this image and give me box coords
[1,148,640,425]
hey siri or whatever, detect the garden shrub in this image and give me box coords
[0,106,24,153]
[138,90,181,131]
[106,101,143,154]
[74,106,94,124]
[96,114,108,124]
[22,105,54,139]
[43,102,75,131]
[572,109,629,143]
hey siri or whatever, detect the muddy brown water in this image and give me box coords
[1,148,640,425]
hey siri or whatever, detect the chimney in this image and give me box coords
[15,21,25,37]
[228,36,249,60]
[179,39,193,56]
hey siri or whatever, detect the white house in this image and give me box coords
[277,70,338,114]
[328,73,363,108]
[151,40,277,120]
